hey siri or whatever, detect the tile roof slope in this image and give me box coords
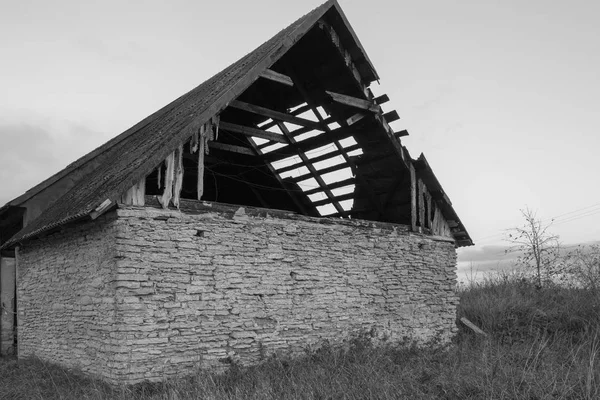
[4,0,336,248]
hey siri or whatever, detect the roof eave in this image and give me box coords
[413,154,473,247]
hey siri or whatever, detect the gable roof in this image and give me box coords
[1,0,472,249]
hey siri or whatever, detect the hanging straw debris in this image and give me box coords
[159,152,175,209]
[172,145,184,208]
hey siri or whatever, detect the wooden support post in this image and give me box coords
[0,254,16,356]
[410,163,417,232]
[417,179,425,232]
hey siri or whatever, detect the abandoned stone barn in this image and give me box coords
[0,0,472,384]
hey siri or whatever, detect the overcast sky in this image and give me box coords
[1,0,599,275]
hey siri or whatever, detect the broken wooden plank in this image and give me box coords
[230,100,322,130]
[260,69,294,87]
[460,317,487,337]
[325,90,380,113]
[346,112,366,126]
[90,199,113,220]
[220,121,288,144]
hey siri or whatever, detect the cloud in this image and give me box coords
[0,120,105,206]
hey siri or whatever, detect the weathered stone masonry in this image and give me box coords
[17,202,458,384]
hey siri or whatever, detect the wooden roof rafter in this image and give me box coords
[274,121,348,217]
[280,65,388,217]
[316,20,412,170]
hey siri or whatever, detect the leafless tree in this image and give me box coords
[563,244,600,292]
[506,207,561,288]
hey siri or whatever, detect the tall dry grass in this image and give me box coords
[1,273,599,399]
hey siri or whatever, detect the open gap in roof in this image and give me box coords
[271,156,301,170]
[257,118,273,128]
[313,156,344,171]
[332,185,355,197]
[338,137,357,147]
[316,204,337,216]
[296,109,319,122]
[261,143,287,154]
[252,137,269,146]
[279,165,309,180]
[307,192,327,202]
[347,149,363,157]
[339,199,354,211]
[306,144,337,159]
[297,177,318,191]
[282,121,303,132]
[289,102,308,113]
[321,168,352,184]
[316,106,328,117]
[295,130,322,143]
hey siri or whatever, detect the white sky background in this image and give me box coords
[1,0,599,276]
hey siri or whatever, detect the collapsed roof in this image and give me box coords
[0,0,473,249]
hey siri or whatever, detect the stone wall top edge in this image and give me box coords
[116,197,456,245]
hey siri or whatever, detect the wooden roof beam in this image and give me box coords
[220,121,288,144]
[264,125,355,161]
[209,142,255,156]
[318,20,412,170]
[238,132,313,217]
[275,121,347,217]
[318,21,371,99]
[274,143,361,174]
[291,160,351,183]
[260,69,294,87]
[311,192,354,208]
[325,90,380,113]
[229,100,322,130]
[281,64,387,218]
[303,177,355,196]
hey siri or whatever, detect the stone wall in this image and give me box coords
[1,256,16,355]
[17,213,120,379]
[108,201,458,383]
[16,201,458,384]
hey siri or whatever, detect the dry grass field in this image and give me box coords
[1,273,599,400]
